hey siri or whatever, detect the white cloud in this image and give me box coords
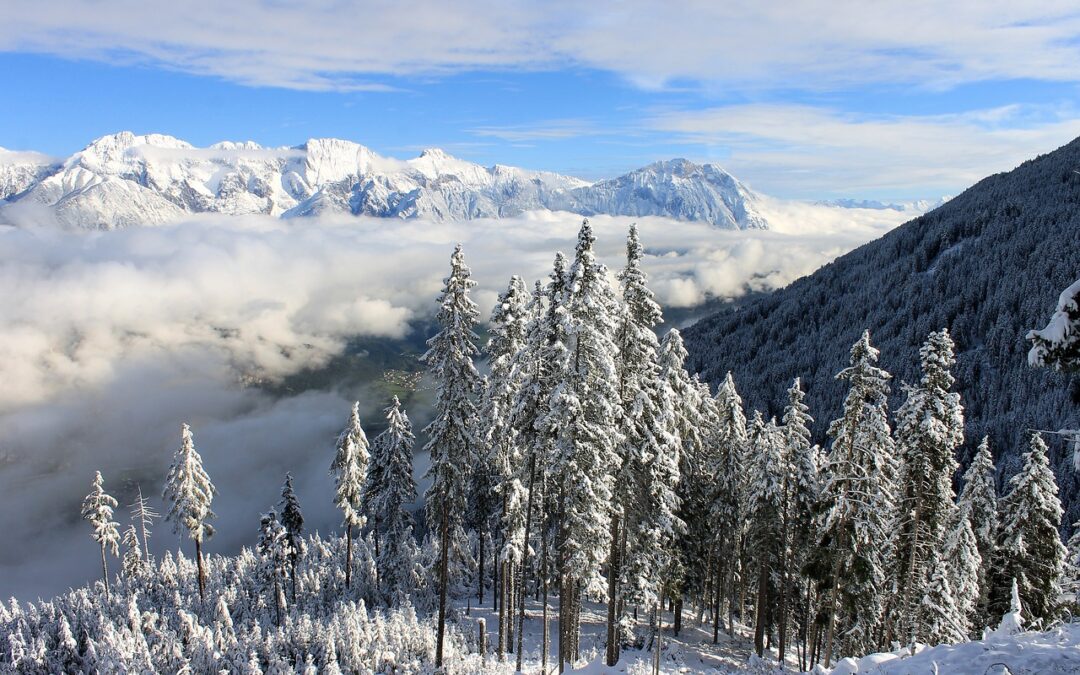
[0,205,913,598]
[2,1,1080,91]
[649,104,1080,197]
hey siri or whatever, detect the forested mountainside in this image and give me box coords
[683,136,1080,524]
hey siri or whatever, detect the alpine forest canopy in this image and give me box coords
[2,214,1075,675]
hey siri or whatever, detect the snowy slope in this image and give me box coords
[1,132,774,229]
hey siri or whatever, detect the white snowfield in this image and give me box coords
[0,132,771,230]
[814,624,1080,675]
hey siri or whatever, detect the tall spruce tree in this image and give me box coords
[991,433,1067,625]
[779,378,819,664]
[82,471,121,601]
[256,510,292,626]
[892,328,965,645]
[812,330,895,664]
[708,372,748,640]
[480,275,529,611]
[607,224,680,663]
[163,423,216,601]
[956,436,998,628]
[278,474,305,601]
[547,220,622,670]
[746,414,785,656]
[940,506,981,636]
[423,243,482,668]
[329,402,369,591]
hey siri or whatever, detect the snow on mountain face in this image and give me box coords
[0,148,58,201]
[0,132,765,229]
[555,159,768,229]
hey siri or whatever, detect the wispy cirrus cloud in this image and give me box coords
[648,103,1080,197]
[3,1,1080,92]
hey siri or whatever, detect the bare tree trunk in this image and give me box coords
[195,538,205,601]
[674,595,683,636]
[436,506,450,669]
[478,526,486,606]
[100,544,111,602]
[606,514,621,666]
[712,558,722,644]
[542,507,550,675]
[345,523,353,590]
[823,551,842,667]
[652,590,664,675]
[754,560,768,657]
[498,560,508,661]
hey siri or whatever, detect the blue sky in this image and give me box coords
[3,1,1080,199]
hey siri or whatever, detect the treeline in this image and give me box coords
[1,220,1075,675]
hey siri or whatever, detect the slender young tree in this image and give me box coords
[369,396,418,604]
[423,243,482,668]
[278,474,305,601]
[991,433,1067,624]
[547,220,622,670]
[128,485,158,563]
[121,524,147,579]
[891,328,964,645]
[163,423,216,601]
[919,554,968,645]
[956,436,998,628]
[329,402,369,591]
[82,471,121,601]
[811,330,895,664]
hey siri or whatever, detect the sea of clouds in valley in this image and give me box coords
[0,202,912,598]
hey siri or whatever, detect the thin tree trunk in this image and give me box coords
[516,454,538,672]
[345,522,353,590]
[823,550,843,667]
[435,506,450,669]
[674,595,683,636]
[653,591,663,675]
[498,560,508,661]
[478,526,486,606]
[100,544,110,602]
[712,557,722,643]
[373,515,380,561]
[542,525,550,675]
[195,538,205,601]
[606,514,621,666]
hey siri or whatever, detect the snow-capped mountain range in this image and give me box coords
[0,132,771,230]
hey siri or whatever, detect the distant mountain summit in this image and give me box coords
[0,132,767,229]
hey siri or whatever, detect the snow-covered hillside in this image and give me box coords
[0,132,779,230]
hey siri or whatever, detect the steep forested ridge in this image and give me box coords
[683,136,1080,523]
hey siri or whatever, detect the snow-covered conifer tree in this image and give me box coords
[82,471,121,600]
[257,510,292,626]
[547,220,622,669]
[812,330,895,664]
[278,474,305,601]
[477,275,529,608]
[991,433,1067,624]
[607,224,680,663]
[892,328,964,645]
[919,557,968,645]
[779,377,819,663]
[422,244,482,668]
[163,423,216,601]
[122,525,147,579]
[1028,277,1080,373]
[956,436,998,628]
[746,414,785,656]
[940,507,980,635]
[708,371,748,639]
[329,402,369,591]
[368,396,418,605]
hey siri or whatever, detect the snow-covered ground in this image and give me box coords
[450,597,1080,674]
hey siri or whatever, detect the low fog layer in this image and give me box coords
[0,204,912,598]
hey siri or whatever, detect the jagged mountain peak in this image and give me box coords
[1,132,771,230]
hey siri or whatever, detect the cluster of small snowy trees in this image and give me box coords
[3,220,1073,674]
